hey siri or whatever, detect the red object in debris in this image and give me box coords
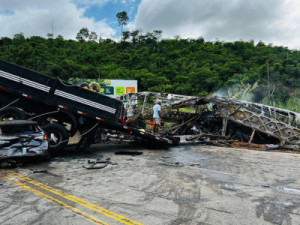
[119,118,127,124]
[149,120,154,130]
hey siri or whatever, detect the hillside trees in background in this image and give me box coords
[0,29,300,111]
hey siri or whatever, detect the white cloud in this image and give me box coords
[134,0,300,49]
[71,0,132,8]
[0,0,116,39]
[71,0,112,8]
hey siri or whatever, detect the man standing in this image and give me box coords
[153,100,162,135]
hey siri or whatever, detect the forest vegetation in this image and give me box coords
[0,28,299,112]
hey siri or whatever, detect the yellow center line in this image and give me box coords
[0,173,109,225]
[4,170,143,225]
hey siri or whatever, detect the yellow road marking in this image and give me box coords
[0,173,109,225]
[4,170,143,225]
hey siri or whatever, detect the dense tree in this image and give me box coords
[130,30,140,44]
[116,11,129,39]
[89,32,98,42]
[76,28,89,42]
[47,33,53,39]
[122,31,130,42]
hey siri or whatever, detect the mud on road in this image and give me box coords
[1,144,300,225]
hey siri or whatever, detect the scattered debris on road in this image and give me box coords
[158,161,184,167]
[115,151,143,156]
[82,157,118,169]
[189,163,200,166]
[32,170,48,174]
[83,159,110,169]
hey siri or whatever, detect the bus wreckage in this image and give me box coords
[118,92,300,151]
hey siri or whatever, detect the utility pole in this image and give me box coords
[52,18,54,38]
[267,59,270,105]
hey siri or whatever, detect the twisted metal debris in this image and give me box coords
[117,92,300,148]
[206,97,300,145]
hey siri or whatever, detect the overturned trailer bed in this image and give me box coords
[0,60,177,153]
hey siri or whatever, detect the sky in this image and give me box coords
[0,0,300,49]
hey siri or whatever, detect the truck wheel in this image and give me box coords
[0,107,26,121]
[42,123,69,154]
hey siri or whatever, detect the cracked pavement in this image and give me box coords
[1,144,300,225]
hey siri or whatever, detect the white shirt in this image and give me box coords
[153,104,161,118]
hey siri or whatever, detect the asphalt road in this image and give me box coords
[0,144,300,225]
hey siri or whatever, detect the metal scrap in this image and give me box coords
[117,92,300,151]
[115,151,143,156]
[83,158,118,169]
[33,170,48,174]
[158,161,184,167]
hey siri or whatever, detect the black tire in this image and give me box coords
[0,107,26,121]
[42,123,69,154]
[231,134,244,142]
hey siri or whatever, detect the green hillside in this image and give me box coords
[0,30,299,111]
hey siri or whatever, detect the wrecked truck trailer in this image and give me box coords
[0,60,177,154]
[118,92,300,150]
[201,97,300,146]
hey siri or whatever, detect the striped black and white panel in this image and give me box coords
[54,90,116,114]
[0,70,51,92]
